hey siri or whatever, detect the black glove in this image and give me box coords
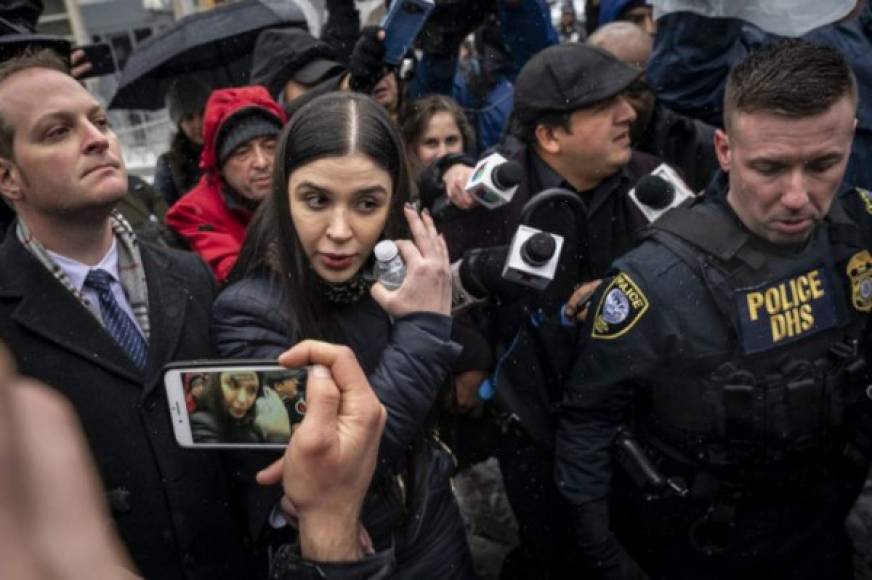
[416,0,494,56]
[348,25,387,93]
[321,0,361,64]
[418,153,475,222]
[459,244,527,302]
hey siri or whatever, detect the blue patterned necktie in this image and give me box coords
[84,269,148,371]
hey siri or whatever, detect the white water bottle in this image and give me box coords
[373,240,406,290]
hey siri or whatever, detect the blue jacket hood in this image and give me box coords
[599,0,644,26]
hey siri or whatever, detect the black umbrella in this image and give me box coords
[109,0,306,110]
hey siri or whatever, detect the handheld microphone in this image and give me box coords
[500,188,582,290]
[502,226,564,290]
[628,163,695,223]
[635,175,674,209]
[464,153,523,209]
[452,188,580,302]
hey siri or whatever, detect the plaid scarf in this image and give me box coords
[16,211,151,340]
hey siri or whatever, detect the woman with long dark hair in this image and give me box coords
[189,371,264,444]
[213,92,474,578]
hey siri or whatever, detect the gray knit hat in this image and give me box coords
[215,107,282,166]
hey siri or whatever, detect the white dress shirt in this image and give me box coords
[47,238,146,337]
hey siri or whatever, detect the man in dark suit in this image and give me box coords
[0,51,253,578]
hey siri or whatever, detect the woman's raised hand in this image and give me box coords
[370,205,452,318]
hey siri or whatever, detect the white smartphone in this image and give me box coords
[164,361,308,450]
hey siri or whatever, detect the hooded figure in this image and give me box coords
[250,27,344,109]
[598,0,655,35]
[165,86,286,282]
[153,77,211,206]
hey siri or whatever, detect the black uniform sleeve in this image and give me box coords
[555,261,683,578]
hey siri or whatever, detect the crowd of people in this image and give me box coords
[2,0,872,579]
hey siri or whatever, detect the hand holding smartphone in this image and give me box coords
[71,43,116,79]
[164,362,308,449]
[381,0,435,65]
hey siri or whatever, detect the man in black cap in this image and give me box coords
[440,42,662,270]
[250,28,345,111]
[433,43,665,579]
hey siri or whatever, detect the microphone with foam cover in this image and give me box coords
[628,164,696,222]
[491,160,523,191]
[464,153,523,208]
[635,175,675,210]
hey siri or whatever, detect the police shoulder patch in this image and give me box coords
[856,187,872,215]
[847,250,872,312]
[591,272,650,340]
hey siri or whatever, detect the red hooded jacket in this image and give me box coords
[165,86,286,282]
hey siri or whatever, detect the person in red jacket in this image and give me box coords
[165,86,287,282]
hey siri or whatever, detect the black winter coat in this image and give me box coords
[636,101,719,193]
[0,233,254,580]
[153,133,202,207]
[212,274,475,579]
[438,142,662,445]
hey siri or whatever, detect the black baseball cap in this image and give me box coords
[513,43,642,125]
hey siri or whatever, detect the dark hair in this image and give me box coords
[233,92,412,341]
[0,48,69,160]
[723,39,858,131]
[400,94,475,164]
[511,109,573,146]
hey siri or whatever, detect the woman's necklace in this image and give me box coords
[315,273,372,304]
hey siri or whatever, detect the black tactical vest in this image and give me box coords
[639,199,871,476]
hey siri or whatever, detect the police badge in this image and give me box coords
[591,272,649,340]
[847,250,872,312]
[856,187,872,216]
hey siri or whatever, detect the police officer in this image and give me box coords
[437,44,667,579]
[555,39,872,579]
[435,43,660,265]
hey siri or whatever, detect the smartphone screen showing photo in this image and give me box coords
[167,365,307,448]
